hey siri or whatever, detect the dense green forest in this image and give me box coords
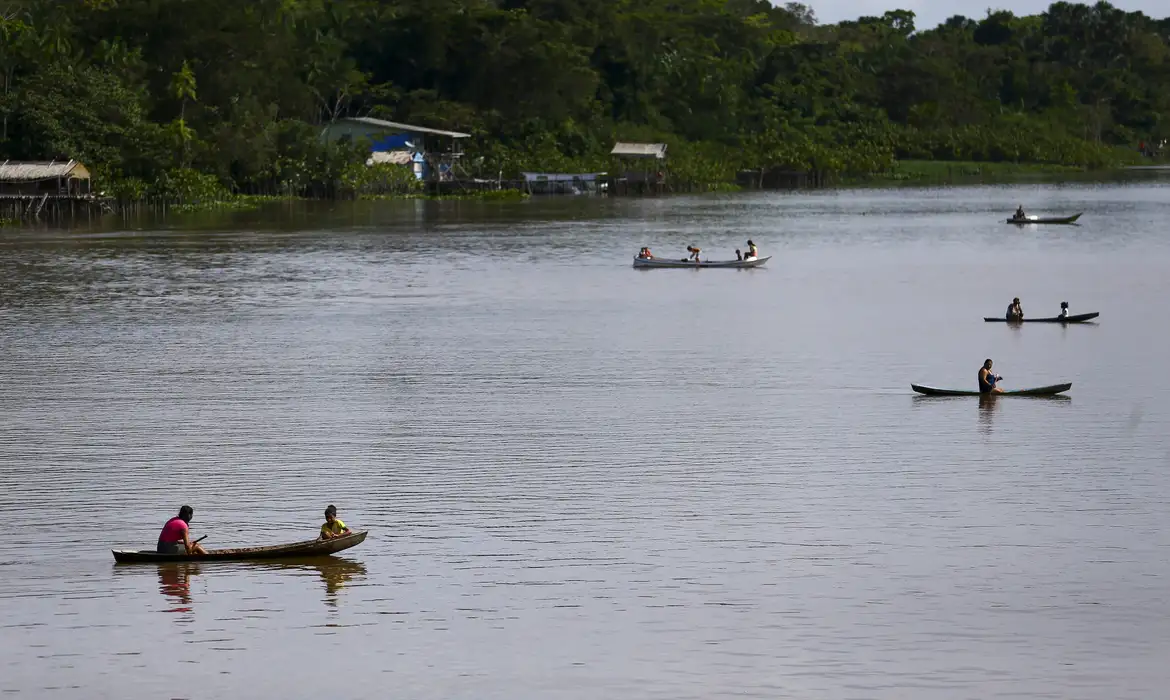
[1,0,1168,197]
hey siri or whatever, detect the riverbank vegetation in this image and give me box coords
[1,0,1167,199]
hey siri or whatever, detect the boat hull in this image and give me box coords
[911,383,1071,397]
[984,312,1099,323]
[633,255,771,269]
[1006,213,1082,225]
[111,531,367,563]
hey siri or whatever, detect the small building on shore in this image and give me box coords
[320,117,471,181]
[609,142,667,194]
[0,159,92,197]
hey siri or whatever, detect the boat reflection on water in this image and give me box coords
[249,557,368,608]
[115,556,368,612]
[157,563,201,615]
[978,393,1000,434]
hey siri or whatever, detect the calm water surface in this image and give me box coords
[2,183,1170,699]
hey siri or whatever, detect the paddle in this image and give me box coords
[192,535,208,545]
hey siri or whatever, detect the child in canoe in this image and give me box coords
[319,504,353,540]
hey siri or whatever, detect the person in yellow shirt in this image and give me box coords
[319,504,352,540]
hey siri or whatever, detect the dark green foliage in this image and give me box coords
[0,0,1166,199]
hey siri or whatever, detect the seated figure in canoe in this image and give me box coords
[685,246,701,262]
[1058,301,1069,319]
[158,505,208,555]
[736,240,760,261]
[637,247,654,260]
[978,359,1004,394]
[1013,205,1027,221]
[319,504,352,540]
[1006,297,1024,322]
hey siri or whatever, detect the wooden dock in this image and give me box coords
[0,194,112,221]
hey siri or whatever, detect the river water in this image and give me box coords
[2,181,1169,699]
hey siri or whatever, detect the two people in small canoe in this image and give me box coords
[1006,298,1071,320]
[637,247,654,259]
[979,359,1004,394]
[1006,297,1024,321]
[735,240,759,261]
[155,503,354,554]
[157,505,208,555]
[319,504,352,540]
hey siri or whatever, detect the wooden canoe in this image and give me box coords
[911,383,1071,397]
[1006,213,1082,225]
[111,531,367,563]
[633,255,771,269]
[984,312,1099,323]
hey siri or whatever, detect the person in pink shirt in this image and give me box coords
[157,505,207,555]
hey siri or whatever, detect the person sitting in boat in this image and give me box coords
[745,240,759,259]
[1058,301,1069,319]
[320,504,352,540]
[637,247,654,260]
[686,246,701,262]
[735,249,743,261]
[978,359,1003,394]
[1006,297,1023,321]
[1013,205,1026,220]
[157,505,207,555]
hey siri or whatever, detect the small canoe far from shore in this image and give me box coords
[984,312,1099,323]
[911,383,1072,397]
[1006,213,1082,225]
[112,531,368,563]
[633,255,771,269]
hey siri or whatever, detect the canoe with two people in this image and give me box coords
[116,503,367,562]
[637,247,654,260]
[987,299,1097,323]
[735,240,759,261]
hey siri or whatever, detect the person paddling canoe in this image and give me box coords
[1006,297,1023,321]
[686,246,701,262]
[319,504,352,540]
[1013,205,1027,221]
[978,359,1003,394]
[157,505,207,555]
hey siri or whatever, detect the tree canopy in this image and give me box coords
[1,0,1166,193]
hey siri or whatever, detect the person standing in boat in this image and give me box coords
[978,359,1003,394]
[1006,298,1023,321]
[1058,301,1069,319]
[157,505,207,555]
[745,240,759,259]
[319,504,352,540]
[686,246,701,262]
